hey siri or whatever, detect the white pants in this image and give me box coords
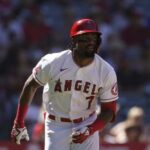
[44,115,100,150]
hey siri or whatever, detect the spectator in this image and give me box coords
[110,106,146,143]
[124,120,144,143]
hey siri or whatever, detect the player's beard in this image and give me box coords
[75,46,98,59]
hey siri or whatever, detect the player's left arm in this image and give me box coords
[72,101,117,144]
[92,69,118,130]
[88,100,117,133]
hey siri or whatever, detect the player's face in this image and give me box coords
[72,33,101,58]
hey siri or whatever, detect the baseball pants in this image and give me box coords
[44,115,100,150]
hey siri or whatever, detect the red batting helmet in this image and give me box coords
[70,18,101,37]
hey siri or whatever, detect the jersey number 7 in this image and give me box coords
[86,96,95,109]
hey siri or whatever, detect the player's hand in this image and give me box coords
[71,126,93,144]
[11,126,30,145]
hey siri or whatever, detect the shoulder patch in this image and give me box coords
[111,83,118,96]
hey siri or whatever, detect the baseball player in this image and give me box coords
[11,18,118,150]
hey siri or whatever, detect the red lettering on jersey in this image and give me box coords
[91,84,97,95]
[75,80,82,91]
[64,80,72,91]
[83,82,90,93]
[54,79,62,92]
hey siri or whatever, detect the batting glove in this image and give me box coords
[71,126,94,144]
[11,126,30,145]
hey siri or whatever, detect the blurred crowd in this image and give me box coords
[0,0,150,142]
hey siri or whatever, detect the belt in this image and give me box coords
[48,111,95,123]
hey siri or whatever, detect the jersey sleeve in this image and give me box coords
[32,55,51,86]
[99,70,118,102]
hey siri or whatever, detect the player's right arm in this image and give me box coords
[11,75,41,144]
[11,54,51,145]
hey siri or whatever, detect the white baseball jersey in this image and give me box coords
[32,50,118,120]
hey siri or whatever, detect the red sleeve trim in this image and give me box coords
[101,101,117,122]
